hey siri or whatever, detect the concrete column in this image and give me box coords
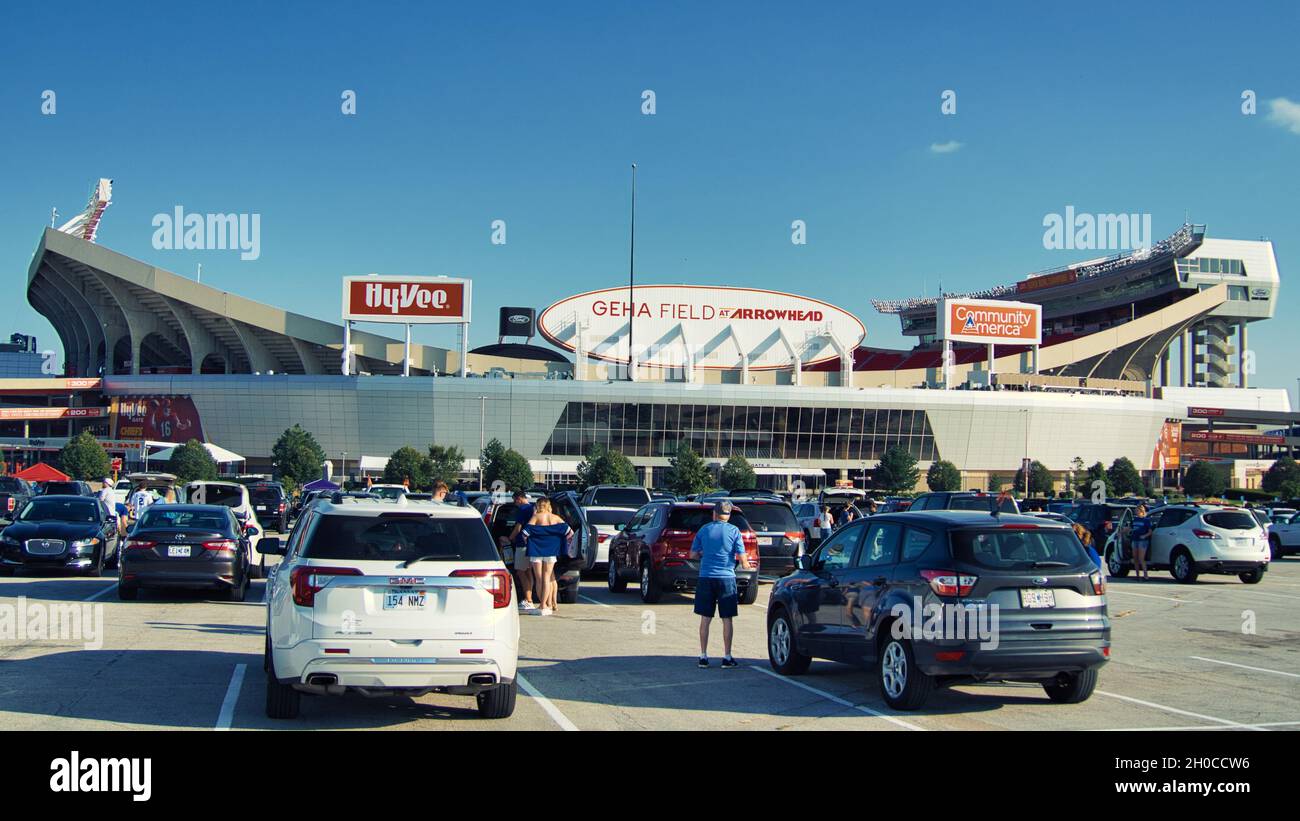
[1181,328,1193,387]
[1159,347,1170,387]
[1239,322,1249,388]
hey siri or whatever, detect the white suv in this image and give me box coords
[1145,504,1270,584]
[261,498,519,720]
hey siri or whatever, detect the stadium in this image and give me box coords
[6,182,1292,490]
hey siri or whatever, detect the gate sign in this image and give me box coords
[343,275,471,324]
[538,285,866,370]
[939,298,1042,346]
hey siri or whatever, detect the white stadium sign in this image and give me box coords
[538,285,866,370]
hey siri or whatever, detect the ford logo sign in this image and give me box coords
[508,314,530,324]
[1032,576,1048,586]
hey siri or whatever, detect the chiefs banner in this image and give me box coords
[112,396,205,442]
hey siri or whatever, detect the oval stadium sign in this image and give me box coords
[538,285,865,370]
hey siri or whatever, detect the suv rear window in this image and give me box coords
[586,508,635,527]
[42,482,82,495]
[667,508,752,531]
[950,528,1091,570]
[250,488,283,505]
[0,478,23,492]
[190,485,243,506]
[591,488,651,507]
[950,495,1019,513]
[302,513,497,561]
[733,502,798,533]
[1202,512,1258,531]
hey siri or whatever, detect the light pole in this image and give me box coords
[341,451,347,486]
[627,163,637,382]
[478,395,488,490]
[1021,408,1030,497]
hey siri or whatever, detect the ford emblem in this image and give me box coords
[508,314,529,323]
[1032,577,1048,586]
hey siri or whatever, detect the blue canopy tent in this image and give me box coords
[302,478,340,491]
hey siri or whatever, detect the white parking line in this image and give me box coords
[1189,656,1300,679]
[83,583,117,602]
[1106,589,1201,603]
[1094,690,1265,731]
[517,672,579,731]
[1099,720,1300,731]
[748,665,925,731]
[577,595,613,608]
[215,664,246,731]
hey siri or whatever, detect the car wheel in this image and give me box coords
[105,540,120,569]
[739,579,759,605]
[767,609,811,675]
[265,646,301,720]
[1239,568,1265,584]
[1106,546,1129,578]
[1269,535,1283,562]
[639,559,662,604]
[476,679,517,719]
[607,557,627,592]
[117,583,138,601]
[1170,548,1198,584]
[249,556,264,580]
[878,636,933,711]
[83,546,104,577]
[225,573,248,602]
[1043,668,1099,703]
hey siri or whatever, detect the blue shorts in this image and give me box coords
[694,576,739,619]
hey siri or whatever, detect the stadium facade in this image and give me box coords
[11,214,1290,489]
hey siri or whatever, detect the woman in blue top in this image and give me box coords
[1130,505,1152,580]
[522,497,572,616]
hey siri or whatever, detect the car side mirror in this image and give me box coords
[259,537,285,556]
[245,524,259,536]
[615,523,625,531]
[798,553,817,572]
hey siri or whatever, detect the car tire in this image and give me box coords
[1269,535,1283,562]
[607,558,627,593]
[117,583,138,601]
[249,556,264,580]
[767,609,811,675]
[1170,548,1198,584]
[558,577,580,604]
[1106,546,1129,578]
[265,647,301,720]
[105,540,120,570]
[477,679,517,719]
[225,573,248,602]
[82,547,104,577]
[878,636,933,711]
[639,559,662,604]
[1239,568,1265,584]
[1043,668,1099,703]
[739,579,759,605]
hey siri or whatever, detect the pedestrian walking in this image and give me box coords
[688,500,753,669]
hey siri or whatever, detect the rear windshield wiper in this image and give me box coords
[400,554,455,568]
[1030,561,1071,568]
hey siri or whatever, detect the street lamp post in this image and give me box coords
[1021,408,1031,497]
[478,395,488,490]
[627,163,637,382]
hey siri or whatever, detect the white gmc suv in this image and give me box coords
[261,497,519,719]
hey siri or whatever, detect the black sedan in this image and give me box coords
[0,495,121,576]
[118,504,253,601]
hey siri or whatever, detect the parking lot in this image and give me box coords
[2,538,1298,733]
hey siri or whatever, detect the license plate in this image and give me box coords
[1020,588,1056,608]
[758,536,774,546]
[167,545,192,558]
[383,588,427,610]
[256,505,267,511]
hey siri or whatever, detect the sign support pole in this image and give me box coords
[987,343,996,383]
[459,322,468,378]
[342,321,351,376]
[403,323,411,377]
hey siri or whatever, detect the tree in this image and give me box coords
[1014,460,1054,496]
[426,444,465,486]
[1262,456,1300,494]
[1183,461,1229,498]
[59,431,111,481]
[1068,456,1086,496]
[1083,462,1112,500]
[575,443,637,489]
[169,439,218,483]
[875,445,920,494]
[480,438,507,487]
[494,448,536,492]
[986,473,1003,493]
[1279,479,1300,500]
[1107,457,1144,496]
[666,444,714,496]
[384,446,431,489]
[271,424,326,484]
[718,455,757,491]
[926,460,962,492]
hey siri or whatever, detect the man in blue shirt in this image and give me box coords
[503,490,537,612]
[689,500,752,668]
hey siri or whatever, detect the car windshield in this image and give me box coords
[592,488,650,507]
[950,527,1091,571]
[370,487,406,500]
[17,498,99,523]
[950,495,1019,513]
[667,508,752,532]
[733,502,798,532]
[1249,510,1270,527]
[250,488,282,505]
[42,482,81,495]
[0,478,23,492]
[1202,512,1258,531]
[139,508,231,531]
[301,513,497,561]
[189,485,243,506]
[586,509,635,527]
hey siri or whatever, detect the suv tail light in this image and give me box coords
[451,568,513,608]
[6,497,13,513]
[291,565,362,607]
[203,539,237,554]
[1090,571,1105,595]
[784,531,805,543]
[921,569,977,597]
[1192,529,1220,540]
[124,539,157,551]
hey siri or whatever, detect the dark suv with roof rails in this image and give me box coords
[908,491,1020,514]
[766,511,1109,710]
[724,496,805,577]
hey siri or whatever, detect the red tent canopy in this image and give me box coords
[14,462,71,482]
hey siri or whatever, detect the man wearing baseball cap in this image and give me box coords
[688,499,752,669]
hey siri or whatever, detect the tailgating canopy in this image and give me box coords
[148,441,245,465]
[15,462,71,482]
[302,478,340,491]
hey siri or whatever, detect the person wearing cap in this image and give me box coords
[688,500,752,669]
[96,478,123,537]
[503,490,538,612]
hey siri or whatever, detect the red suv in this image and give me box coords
[606,502,761,605]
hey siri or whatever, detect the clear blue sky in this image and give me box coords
[2,1,1297,393]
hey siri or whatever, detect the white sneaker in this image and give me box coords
[519,601,537,611]
[539,608,553,616]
